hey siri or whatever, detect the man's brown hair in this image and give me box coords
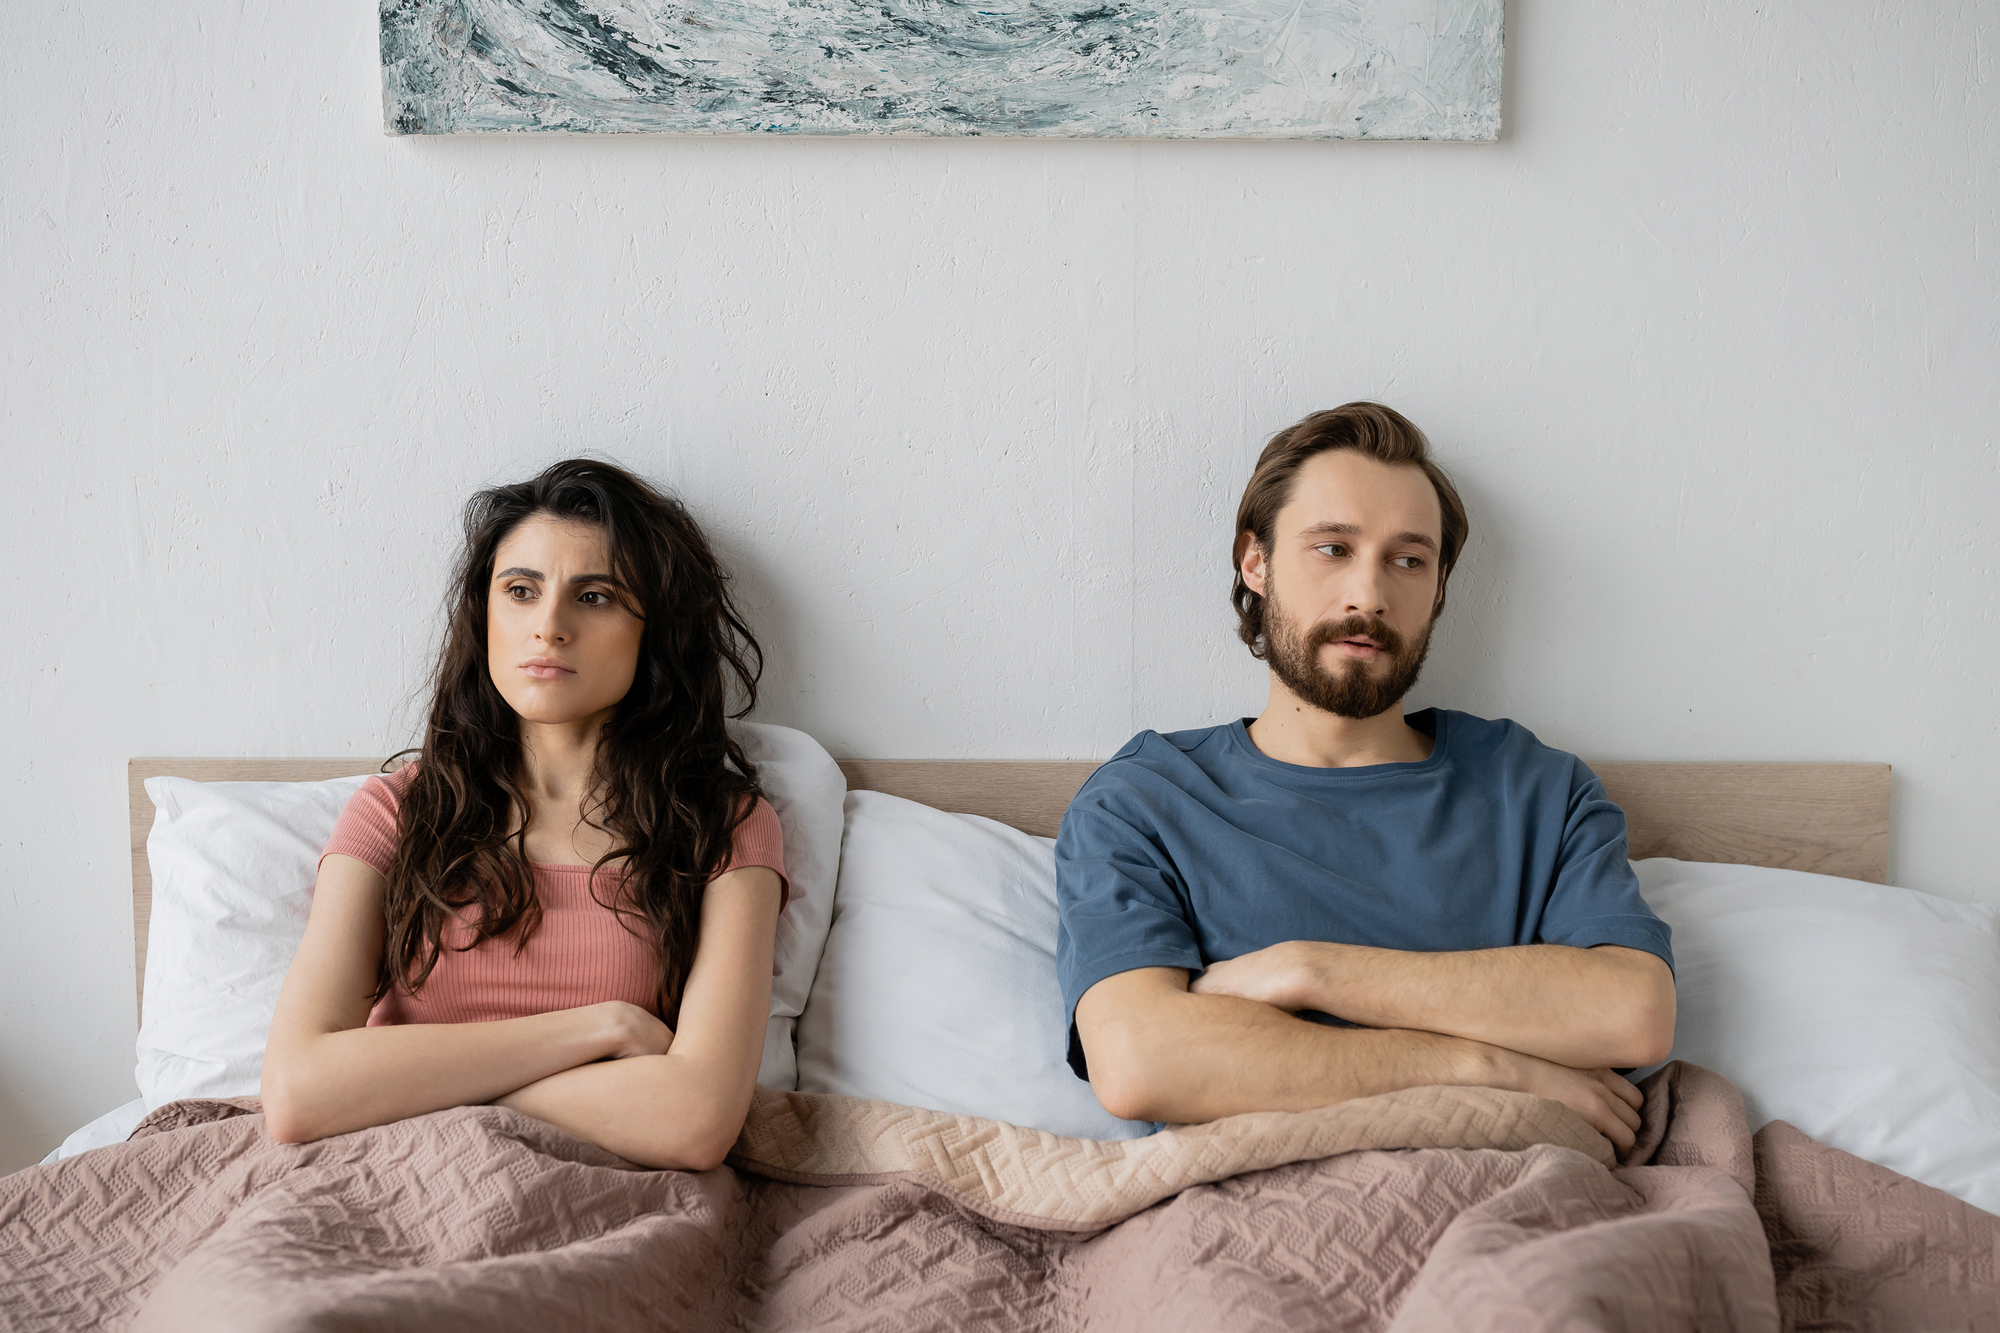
[1231,402,1470,658]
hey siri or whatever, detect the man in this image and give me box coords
[1055,403,1675,1150]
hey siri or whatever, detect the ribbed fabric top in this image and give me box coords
[320,764,788,1026]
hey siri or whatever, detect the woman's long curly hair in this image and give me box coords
[378,459,764,1024]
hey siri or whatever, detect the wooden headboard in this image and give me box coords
[128,757,1891,1018]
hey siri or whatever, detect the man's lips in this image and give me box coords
[519,657,577,679]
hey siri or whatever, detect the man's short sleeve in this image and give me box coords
[1054,766,1205,1080]
[1536,764,1675,972]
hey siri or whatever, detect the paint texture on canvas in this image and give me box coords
[381,0,1502,139]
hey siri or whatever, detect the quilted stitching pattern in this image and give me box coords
[0,1065,1987,1332]
[728,1082,1613,1229]
[1754,1119,2000,1331]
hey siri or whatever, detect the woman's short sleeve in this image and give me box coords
[722,797,791,907]
[319,767,412,879]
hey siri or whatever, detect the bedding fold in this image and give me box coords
[2,1062,1992,1332]
[727,1079,1614,1231]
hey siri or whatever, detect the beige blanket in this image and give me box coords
[731,1078,1610,1230]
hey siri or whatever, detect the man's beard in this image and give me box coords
[1262,586,1435,721]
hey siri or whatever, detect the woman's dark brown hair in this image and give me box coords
[1230,402,1470,657]
[379,459,763,1023]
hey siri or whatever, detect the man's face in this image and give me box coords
[1241,450,1446,720]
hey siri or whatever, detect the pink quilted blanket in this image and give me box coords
[2,1062,1993,1330]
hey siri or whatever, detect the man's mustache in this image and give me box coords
[1304,614,1406,658]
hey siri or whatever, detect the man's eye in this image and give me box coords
[1394,556,1424,570]
[1317,544,1348,558]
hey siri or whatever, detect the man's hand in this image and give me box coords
[1188,942,1318,1011]
[1187,942,1654,1149]
[1192,939,1673,1072]
[1478,1046,1645,1151]
[1187,951,1649,1149]
[1081,967,1650,1152]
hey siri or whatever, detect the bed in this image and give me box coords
[120,755,1893,1017]
[10,746,1996,1332]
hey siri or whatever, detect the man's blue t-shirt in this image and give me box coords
[1053,709,1673,1080]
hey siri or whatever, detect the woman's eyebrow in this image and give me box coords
[494,567,621,587]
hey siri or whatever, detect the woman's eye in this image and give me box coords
[506,584,534,600]
[580,591,607,606]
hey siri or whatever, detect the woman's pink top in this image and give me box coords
[320,764,787,1026]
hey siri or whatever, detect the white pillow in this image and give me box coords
[795,790,1150,1140]
[734,721,845,1089]
[1637,858,2000,1214]
[42,1097,150,1165]
[134,721,844,1109]
[137,773,369,1109]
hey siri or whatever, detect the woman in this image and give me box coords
[261,460,786,1171]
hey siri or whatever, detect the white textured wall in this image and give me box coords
[2,2,1994,1172]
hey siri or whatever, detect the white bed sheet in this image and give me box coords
[41,1097,149,1165]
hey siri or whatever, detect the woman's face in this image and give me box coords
[486,513,645,729]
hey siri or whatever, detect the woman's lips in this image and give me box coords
[519,658,576,679]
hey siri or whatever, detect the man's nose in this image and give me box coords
[1342,568,1390,617]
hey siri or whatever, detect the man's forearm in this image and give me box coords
[1082,980,1489,1124]
[1202,942,1675,1069]
[1077,968,1647,1147]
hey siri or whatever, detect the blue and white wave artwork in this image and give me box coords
[381,0,1502,139]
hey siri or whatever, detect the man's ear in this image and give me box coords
[1236,532,1268,596]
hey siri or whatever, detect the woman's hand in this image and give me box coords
[263,856,686,1144]
[591,1000,675,1059]
[490,868,783,1171]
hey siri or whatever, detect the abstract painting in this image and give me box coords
[382,0,1502,140]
